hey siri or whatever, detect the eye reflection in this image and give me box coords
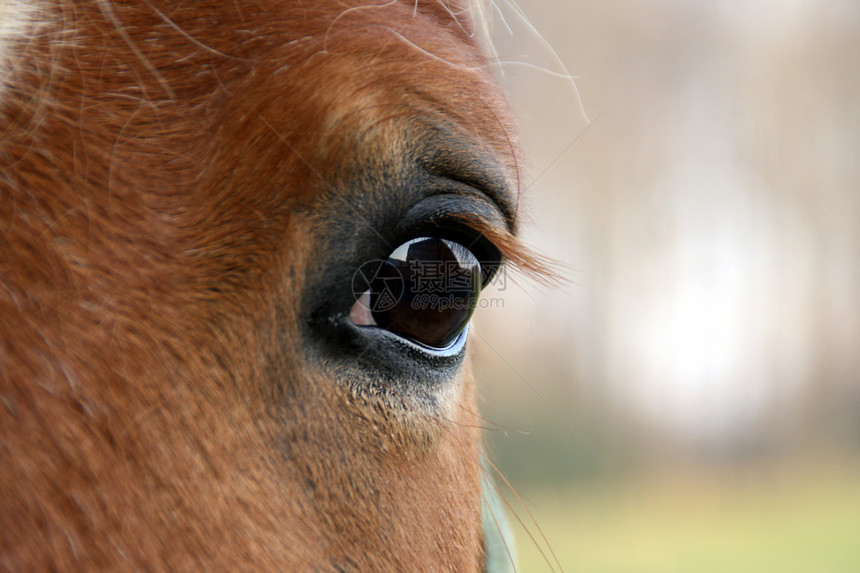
[350,237,482,349]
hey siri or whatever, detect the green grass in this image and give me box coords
[500,460,860,573]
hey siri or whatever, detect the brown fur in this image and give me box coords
[0,1,523,570]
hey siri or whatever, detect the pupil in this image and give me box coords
[371,237,481,349]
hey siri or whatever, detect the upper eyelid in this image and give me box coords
[400,189,508,234]
[396,193,505,254]
[421,170,516,233]
[409,123,517,229]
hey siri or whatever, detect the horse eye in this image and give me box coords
[350,237,483,349]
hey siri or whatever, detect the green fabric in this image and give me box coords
[481,464,517,573]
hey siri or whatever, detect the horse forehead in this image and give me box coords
[1,0,516,248]
[181,1,518,206]
[41,0,513,200]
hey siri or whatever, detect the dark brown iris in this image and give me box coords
[370,237,481,349]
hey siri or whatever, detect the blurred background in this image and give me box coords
[472,1,860,571]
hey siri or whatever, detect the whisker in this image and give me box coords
[482,456,564,573]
